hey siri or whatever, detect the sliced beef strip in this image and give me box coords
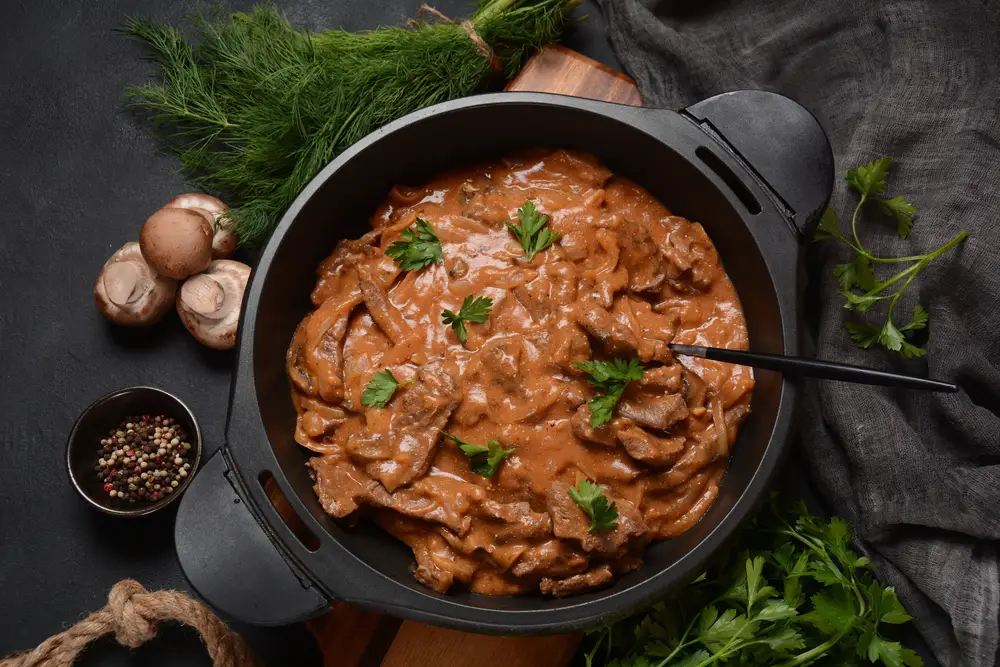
[377,514,477,593]
[540,564,614,597]
[353,361,460,491]
[629,270,666,294]
[437,500,553,560]
[311,454,484,535]
[297,396,349,439]
[549,321,591,372]
[304,292,364,403]
[547,481,648,556]
[510,539,590,579]
[614,297,676,363]
[287,320,314,396]
[594,268,630,308]
[478,499,553,541]
[313,457,548,559]
[683,369,709,411]
[570,404,618,447]
[548,261,579,306]
[386,476,485,535]
[609,553,644,575]
[572,301,640,358]
[513,281,552,322]
[572,298,674,364]
[311,229,381,306]
[549,149,615,188]
[309,455,391,518]
[618,388,689,431]
[658,223,717,291]
[659,234,693,278]
[414,553,454,593]
[357,263,407,345]
[637,364,684,393]
[438,530,527,568]
[616,215,670,294]
[479,337,524,395]
[660,401,751,489]
[616,425,687,467]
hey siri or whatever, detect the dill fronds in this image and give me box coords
[123,0,582,246]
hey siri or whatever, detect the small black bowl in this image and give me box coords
[66,386,203,517]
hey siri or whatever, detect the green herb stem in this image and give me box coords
[775,632,844,667]
[859,229,968,302]
[473,0,522,24]
[850,195,867,251]
[653,615,705,666]
[848,192,968,265]
[857,229,968,265]
[771,524,868,617]
[696,639,788,667]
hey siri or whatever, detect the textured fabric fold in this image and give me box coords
[601,1,1000,664]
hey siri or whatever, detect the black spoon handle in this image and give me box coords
[670,344,958,393]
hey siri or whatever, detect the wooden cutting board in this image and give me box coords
[304,45,641,667]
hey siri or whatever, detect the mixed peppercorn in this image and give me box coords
[95,414,193,503]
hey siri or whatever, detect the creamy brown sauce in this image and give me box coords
[287,149,753,597]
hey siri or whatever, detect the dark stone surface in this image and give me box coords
[0,1,615,665]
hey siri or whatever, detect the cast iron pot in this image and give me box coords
[175,90,833,633]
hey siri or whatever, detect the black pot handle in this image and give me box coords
[681,90,834,237]
[175,448,328,625]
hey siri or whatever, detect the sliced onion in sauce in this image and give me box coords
[389,184,425,205]
[711,393,728,457]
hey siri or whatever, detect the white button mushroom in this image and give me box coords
[164,193,237,260]
[177,260,252,349]
[94,242,178,326]
[139,207,214,279]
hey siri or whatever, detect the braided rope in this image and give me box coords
[1,580,258,667]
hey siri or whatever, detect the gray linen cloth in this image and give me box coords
[600,1,1000,665]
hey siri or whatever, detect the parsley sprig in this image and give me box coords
[360,369,412,408]
[441,294,493,343]
[814,157,967,357]
[505,200,562,261]
[385,218,443,271]
[574,358,645,427]
[443,433,515,477]
[582,495,921,667]
[568,479,619,532]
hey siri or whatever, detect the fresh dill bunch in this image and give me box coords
[123,0,582,246]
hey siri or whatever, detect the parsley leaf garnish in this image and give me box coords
[505,200,562,261]
[877,195,918,240]
[845,320,882,349]
[812,207,846,242]
[813,157,967,357]
[573,358,645,427]
[846,156,891,197]
[385,218,443,271]
[360,369,412,408]
[441,294,493,343]
[568,479,618,532]
[900,304,928,332]
[833,253,876,292]
[580,494,924,667]
[443,433,514,477]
